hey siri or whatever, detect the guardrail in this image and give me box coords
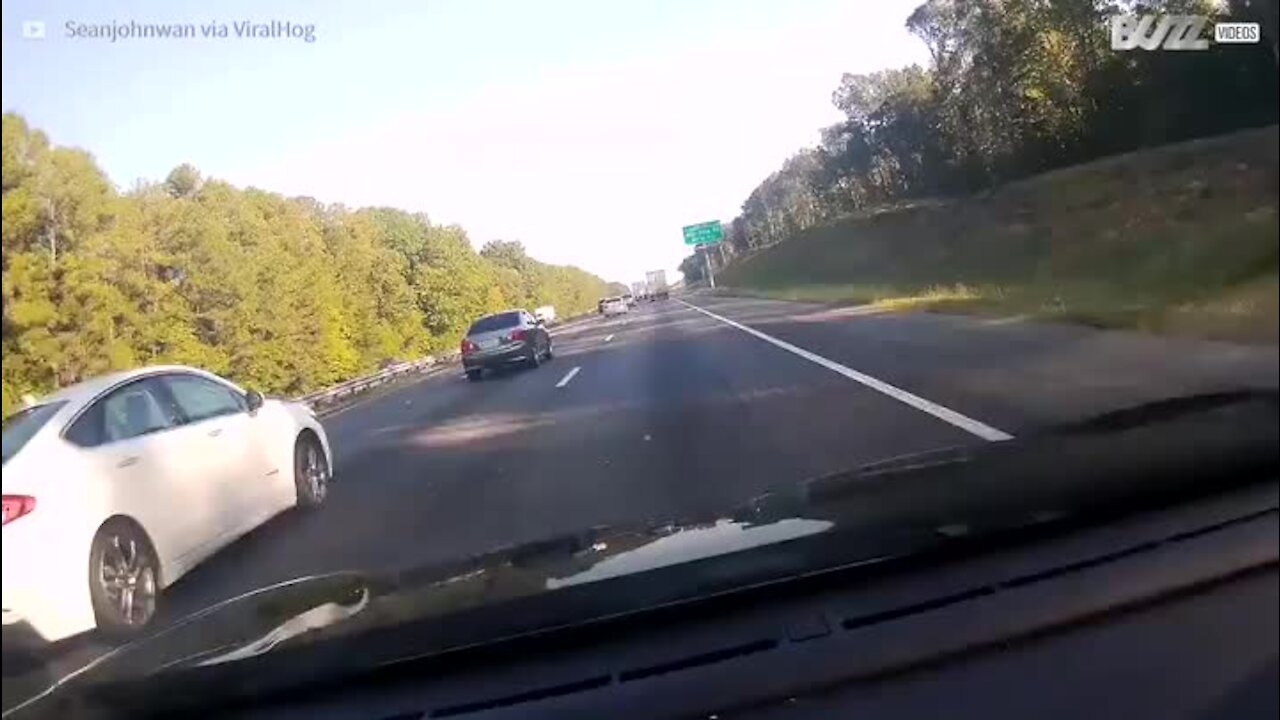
[296,351,460,412]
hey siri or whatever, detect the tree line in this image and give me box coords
[1,114,614,415]
[682,0,1279,281]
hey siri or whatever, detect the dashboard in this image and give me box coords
[165,481,1278,720]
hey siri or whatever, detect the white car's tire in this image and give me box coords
[89,518,160,639]
[294,433,329,509]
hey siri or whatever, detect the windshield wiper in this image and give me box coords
[1045,390,1279,436]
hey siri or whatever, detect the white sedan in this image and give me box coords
[1,365,333,642]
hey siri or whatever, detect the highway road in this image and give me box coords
[4,293,1277,714]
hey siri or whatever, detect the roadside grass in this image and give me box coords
[720,274,1278,344]
[717,126,1279,344]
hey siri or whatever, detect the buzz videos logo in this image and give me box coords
[1110,15,1261,50]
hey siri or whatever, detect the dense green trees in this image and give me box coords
[690,0,1278,275]
[1,115,612,414]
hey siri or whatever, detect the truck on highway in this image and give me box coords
[646,270,669,300]
[631,281,648,301]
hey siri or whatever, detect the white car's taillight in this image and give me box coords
[2,495,36,526]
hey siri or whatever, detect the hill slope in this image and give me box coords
[717,126,1279,343]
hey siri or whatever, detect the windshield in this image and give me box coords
[1,403,65,465]
[2,0,1277,715]
[468,312,522,334]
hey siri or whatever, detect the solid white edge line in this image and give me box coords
[555,366,581,388]
[677,299,1014,442]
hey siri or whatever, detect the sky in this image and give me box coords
[2,0,930,283]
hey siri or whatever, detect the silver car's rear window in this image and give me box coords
[2,402,67,465]
[468,312,522,334]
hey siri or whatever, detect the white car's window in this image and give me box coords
[68,378,184,447]
[163,375,247,423]
[102,382,181,442]
[2,401,67,464]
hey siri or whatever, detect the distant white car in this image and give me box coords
[601,297,629,316]
[533,305,556,325]
[1,365,333,641]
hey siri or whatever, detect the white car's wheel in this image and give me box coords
[89,519,160,638]
[294,433,329,508]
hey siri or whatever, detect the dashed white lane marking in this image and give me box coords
[677,299,1014,442]
[604,334,615,343]
[555,366,581,388]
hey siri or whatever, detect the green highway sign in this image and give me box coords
[682,221,723,246]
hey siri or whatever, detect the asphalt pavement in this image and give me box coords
[4,293,1277,714]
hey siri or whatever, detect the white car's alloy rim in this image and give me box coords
[305,444,328,502]
[100,534,157,625]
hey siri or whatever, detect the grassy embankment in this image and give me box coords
[717,126,1279,343]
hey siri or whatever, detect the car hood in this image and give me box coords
[62,391,1280,700]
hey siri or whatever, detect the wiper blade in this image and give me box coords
[804,391,1278,505]
[793,389,1278,517]
[1046,389,1279,436]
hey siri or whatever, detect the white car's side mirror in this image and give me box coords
[245,390,265,414]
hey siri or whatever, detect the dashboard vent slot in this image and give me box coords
[841,587,993,630]
[618,638,779,682]
[422,639,780,716]
[995,541,1159,589]
[429,675,611,717]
